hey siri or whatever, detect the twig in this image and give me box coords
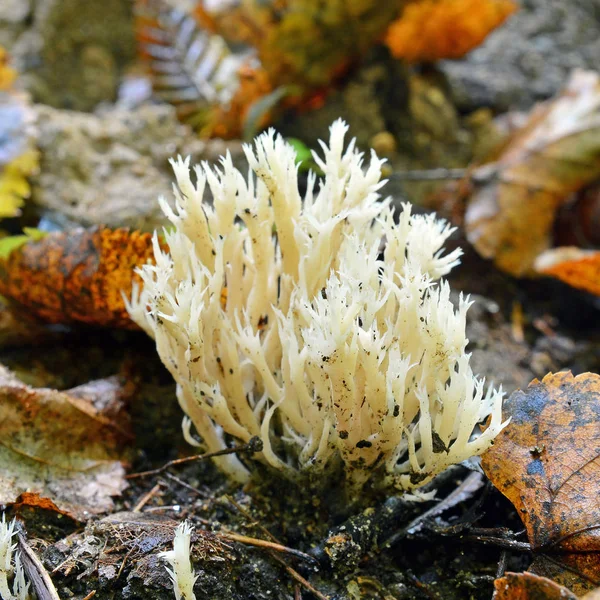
[383,472,484,548]
[82,591,97,600]
[50,554,73,575]
[469,527,526,538]
[224,495,278,542]
[126,437,262,479]
[496,551,508,579]
[143,505,185,513]
[511,301,525,343]
[117,546,136,579]
[269,552,330,600]
[461,534,531,552]
[133,483,162,512]
[217,532,317,565]
[163,472,212,498]
[407,571,442,600]
[18,534,61,600]
[389,168,467,181]
[224,496,329,599]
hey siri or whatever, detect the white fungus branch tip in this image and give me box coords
[159,522,198,600]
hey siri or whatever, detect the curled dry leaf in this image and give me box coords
[384,0,517,62]
[535,246,600,297]
[493,572,578,600]
[0,366,130,519]
[0,226,158,329]
[465,70,600,276]
[482,371,600,552]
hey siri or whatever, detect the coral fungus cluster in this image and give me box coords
[127,120,504,494]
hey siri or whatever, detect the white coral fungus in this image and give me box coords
[0,514,31,600]
[127,119,505,492]
[159,522,198,600]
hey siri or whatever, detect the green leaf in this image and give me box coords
[242,86,291,141]
[287,138,313,164]
[0,228,48,260]
[286,138,323,175]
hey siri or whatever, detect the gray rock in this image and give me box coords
[31,103,244,230]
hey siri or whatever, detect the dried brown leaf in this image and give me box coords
[529,554,600,596]
[482,371,600,552]
[493,572,578,600]
[0,366,130,519]
[465,70,600,276]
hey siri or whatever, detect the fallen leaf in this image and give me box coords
[10,492,74,518]
[529,554,600,597]
[206,62,277,140]
[0,366,130,519]
[0,226,158,329]
[8,491,81,536]
[464,70,600,276]
[385,0,517,62]
[493,572,578,600]
[535,247,600,297]
[0,148,39,220]
[482,371,600,593]
[482,371,600,551]
[553,179,600,248]
[0,227,47,260]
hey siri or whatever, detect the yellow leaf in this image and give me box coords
[0,46,16,91]
[0,149,40,218]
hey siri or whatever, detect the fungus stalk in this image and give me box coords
[127,119,505,494]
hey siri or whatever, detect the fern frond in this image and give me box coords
[136,0,248,124]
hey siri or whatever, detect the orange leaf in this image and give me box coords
[9,492,79,526]
[482,371,600,552]
[535,247,600,297]
[493,572,578,600]
[384,0,517,62]
[0,227,158,329]
[464,70,600,276]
